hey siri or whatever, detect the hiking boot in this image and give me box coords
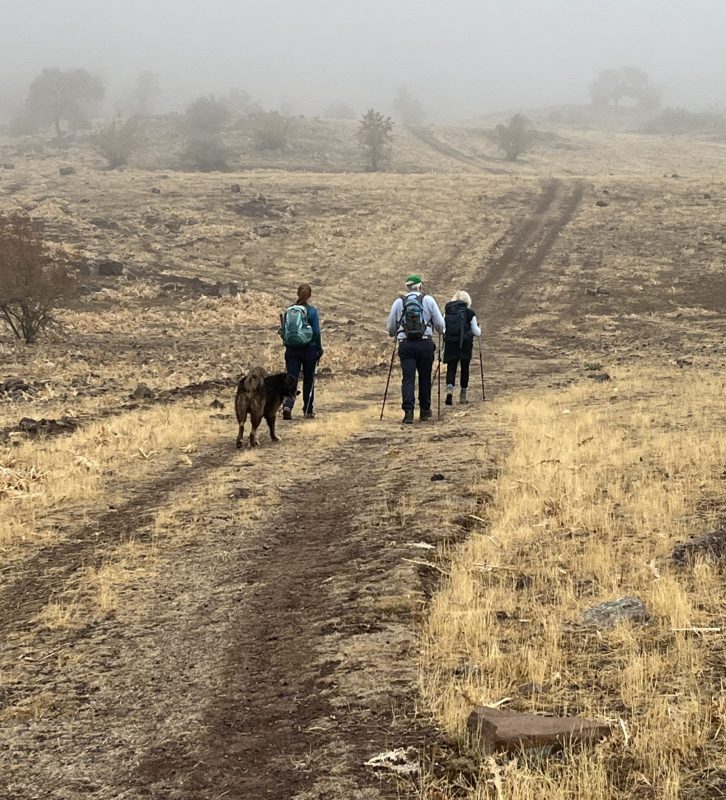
[304,411,316,419]
[459,388,468,404]
[420,409,433,421]
[282,407,293,420]
[402,410,414,424]
[445,383,454,406]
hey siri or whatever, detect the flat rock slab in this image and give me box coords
[582,596,648,629]
[672,530,726,565]
[467,707,612,754]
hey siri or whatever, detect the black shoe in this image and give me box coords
[420,409,432,421]
[445,393,453,406]
[402,410,414,424]
[282,407,292,420]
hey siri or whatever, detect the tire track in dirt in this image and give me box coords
[0,439,233,637]
[406,126,507,173]
[471,178,585,325]
[137,439,416,799]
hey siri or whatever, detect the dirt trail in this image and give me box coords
[406,126,507,173]
[0,180,584,800]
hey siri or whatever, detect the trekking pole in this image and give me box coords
[379,338,398,420]
[437,332,442,419]
[478,336,486,401]
[305,360,318,417]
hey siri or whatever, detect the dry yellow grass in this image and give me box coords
[422,366,726,798]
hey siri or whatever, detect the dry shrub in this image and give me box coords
[92,116,143,168]
[0,214,77,343]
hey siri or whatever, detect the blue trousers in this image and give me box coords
[398,338,436,412]
[284,344,318,413]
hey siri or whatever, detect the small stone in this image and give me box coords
[2,162,15,170]
[150,187,161,194]
[209,399,225,409]
[59,166,76,176]
[582,596,648,629]
[96,259,124,277]
[230,183,241,193]
[703,192,712,199]
[595,199,609,207]
[431,473,446,482]
[130,383,155,400]
[589,372,611,383]
[467,707,612,754]
[672,530,726,565]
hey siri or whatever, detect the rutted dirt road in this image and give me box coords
[2,180,585,799]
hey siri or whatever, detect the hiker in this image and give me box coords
[443,290,481,405]
[280,283,323,420]
[386,274,445,424]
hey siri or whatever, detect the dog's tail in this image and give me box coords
[240,366,267,397]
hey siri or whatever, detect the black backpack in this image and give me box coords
[444,300,471,348]
[399,292,427,340]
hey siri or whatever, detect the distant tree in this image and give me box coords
[133,71,160,116]
[589,67,661,109]
[492,114,537,161]
[252,111,291,150]
[180,96,230,171]
[0,215,76,344]
[322,101,357,119]
[183,95,229,136]
[357,109,394,171]
[26,68,104,136]
[92,116,143,168]
[393,86,424,126]
[224,87,262,114]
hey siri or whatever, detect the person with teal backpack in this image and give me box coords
[280,283,323,420]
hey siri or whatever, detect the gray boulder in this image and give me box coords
[583,596,648,629]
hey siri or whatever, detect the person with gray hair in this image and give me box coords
[386,274,445,424]
[443,290,481,405]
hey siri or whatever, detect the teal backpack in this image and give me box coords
[281,304,314,347]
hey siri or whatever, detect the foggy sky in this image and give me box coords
[2,0,725,118]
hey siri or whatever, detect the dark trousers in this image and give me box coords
[399,338,435,412]
[446,359,471,389]
[284,344,318,413]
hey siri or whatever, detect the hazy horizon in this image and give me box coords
[2,0,725,120]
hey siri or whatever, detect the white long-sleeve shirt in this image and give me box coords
[469,315,482,337]
[387,292,446,341]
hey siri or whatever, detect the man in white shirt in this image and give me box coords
[386,274,446,424]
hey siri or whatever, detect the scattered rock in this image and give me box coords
[96,259,124,277]
[89,217,119,230]
[467,707,612,754]
[59,166,76,176]
[431,473,446,482]
[130,383,155,400]
[671,173,680,179]
[585,286,610,297]
[150,187,161,194]
[229,486,251,499]
[253,223,274,237]
[675,357,693,368]
[595,199,609,207]
[703,192,712,199]
[2,162,15,170]
[230,183,241,193]
[672,530,726,565]
[582,596,648,629]
[1,378,36,396]
[588,372,611,383]
[17,416,79,436]
[209,399,225,409]
[518,682,547,697]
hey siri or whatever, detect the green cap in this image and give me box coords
[405,274,422,285]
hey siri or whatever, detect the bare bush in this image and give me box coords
[183,95,229,136]
[179,135,228,171]
[492,114,538,161]
[356,109,394,171]
[92,117,143,168]
[0,215,76,343]
[252,111,291,150]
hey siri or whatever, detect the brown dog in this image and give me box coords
[235,368,298,448]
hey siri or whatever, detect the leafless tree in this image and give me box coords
[0,215,76,344]
[92,116,143,168]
